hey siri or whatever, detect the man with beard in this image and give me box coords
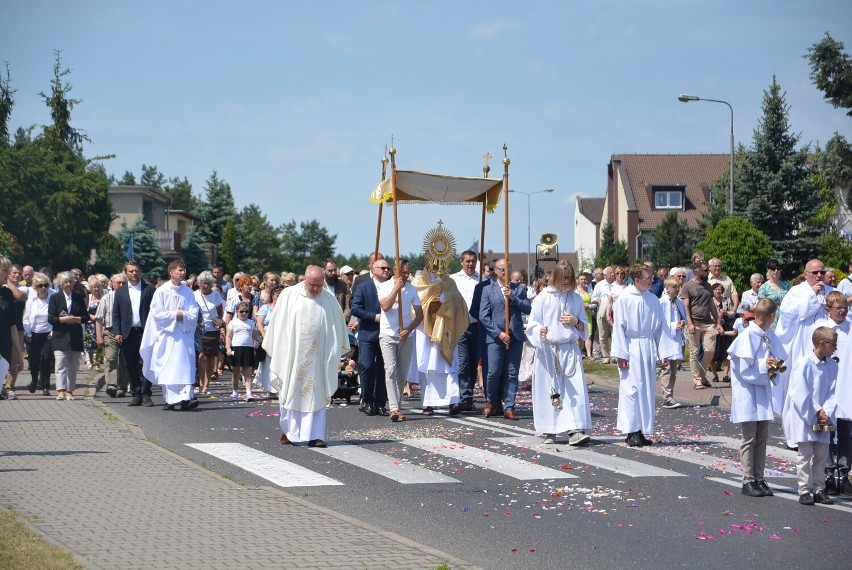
[680,261,720,389]
[323,259,350,322]
[264,265,349,447]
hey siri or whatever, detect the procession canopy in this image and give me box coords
[370,170,503,213]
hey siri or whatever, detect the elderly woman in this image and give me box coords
[758,258,789,328]
[194,271,225,395]
[48,271,90,400]
[23,272,55,396]
[85,275,104,369]
[280,272,297,288]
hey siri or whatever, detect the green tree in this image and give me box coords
[90,233,125,276]
[164,176,201,214]
[118,170,136,185]
[0,220,22,259]
[279,219,336,272]
[814,134,852,210]
[234,204,284,275]
[0,62,14,146]
[805,33,852,116]
[738,77,826,274]
[39,50,89,152]
[139,164,166,191]
[198,171,236,245]
[593,219,628,268]
[220,219,237,275]
[181,225,209,275]
[696,217,773,293]
[116,219,166,279]
[644,211,692,269]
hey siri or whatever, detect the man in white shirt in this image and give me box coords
[837,258,852,304]
[95,274,128,398]
[708,257,740,309]
[591,266,615,362]
[449,250,480,415]
[378,259,423,421]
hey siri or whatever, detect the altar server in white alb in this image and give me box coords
[611,264,680,447]
[140,261,200,411]
[525,261,591,446]
[727,299,786,498]
[783,326,839,506]
[263,265,349,448]
[773,258,835,412]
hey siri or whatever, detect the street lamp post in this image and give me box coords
[678,94,734,216]
[509,188,555,284]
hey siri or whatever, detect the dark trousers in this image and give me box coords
[829,418,852,473]
[457,323,480,403]
[121,327,151,397]
[485,337,523,411]
[28,332,54,390]
[358,338,387,407]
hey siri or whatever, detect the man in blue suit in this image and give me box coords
[112,261,155,407]
[468,259,497,408]
[350,256,390,416]
[479,258,531,420]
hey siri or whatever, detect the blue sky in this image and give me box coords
[2,1,851,260]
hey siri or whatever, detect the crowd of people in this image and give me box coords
[1,250,850,504]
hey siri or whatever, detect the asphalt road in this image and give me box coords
[107,376,852,570]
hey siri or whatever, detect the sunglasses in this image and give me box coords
[35,284,49,289]
[238,310,249,314]
[808,270,827,276]
[374,266,390,271]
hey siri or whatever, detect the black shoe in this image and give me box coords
[626,432,643,447]
[128,395,143,407]
[814,490,834,505]
[27,381,37,394]
[141,396,154,407]
[378,407,390,416]
[42,389,50,396]
[105,385,118,398]
[364,403,376,416]
[639,432,654,446]
[163,404,175,411]
[757,480,774,496]
[180,399,200,411]
[799,492,815,505]
[741,482,764,497]
[448,403,462,416]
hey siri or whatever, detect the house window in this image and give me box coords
[142,200,155,227]
[653,186,684,210]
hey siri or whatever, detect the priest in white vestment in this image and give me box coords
[773,259,835,413]
[525,262,592,446]
[410,270,467,414]
[140,261,200,411]
[263,266,349,447]
[611,264,680,447]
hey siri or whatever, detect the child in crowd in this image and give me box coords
[727,298,786,498]
[658,276,686,409]
[225,301,261,402]
[782,326,839,505]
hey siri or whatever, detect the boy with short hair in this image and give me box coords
[782,326,839,505]
[727,298,785,498]
[658,276,686,409]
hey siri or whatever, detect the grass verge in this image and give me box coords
[0,507,85,570]
[583,360,619,380]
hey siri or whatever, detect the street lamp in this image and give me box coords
[678,94,735,216]
[509,188,555,284]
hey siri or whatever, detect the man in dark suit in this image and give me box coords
[478,258,531,420]
[112,261,155,407]
[468,259,497,403]
[350,256,390,416]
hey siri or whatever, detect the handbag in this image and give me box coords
[199,292,226,329]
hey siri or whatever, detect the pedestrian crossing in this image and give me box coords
[186,419,836,495]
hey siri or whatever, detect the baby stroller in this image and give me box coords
[333,332,360,404]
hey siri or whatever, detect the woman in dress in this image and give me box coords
[194,271,225,395]
[255,285,284,398]
[758,258,788,328]
[225,301,260,401]
[85,275,104,369]
[47,271,90,400]
[23,272,54,396]
[710,282,737,382]
[576,273,595,360]
[526,261,592,446]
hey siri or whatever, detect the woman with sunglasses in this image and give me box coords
[23,272,55,396]
[758,259,789,329]
[225,301,260,401]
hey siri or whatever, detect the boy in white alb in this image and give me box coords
[782,326,839,505]
[727,298,785,498]
[658,276,686,409]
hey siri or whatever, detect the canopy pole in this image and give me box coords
[374,155,389,258]
[480,155,490,282]
[389,146,404,334]
[502,144,510,336]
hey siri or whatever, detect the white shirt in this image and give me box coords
[377,279,421,337]
[450,269,479,323]
[128,282,142,327]
[228,317,255,347]
[195,290,224,333]
[23,295,52,336]
[591,279,613,304]
[838,275,852,297]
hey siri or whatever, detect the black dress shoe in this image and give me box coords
[42,389,50,396]
[163,403,175,411]
[363,403,376,416]
[626,432,644,447]
[128,395,143,406]
[180,399,200,411]
[448,404,462,416]
[639,432,654,446]
[378,407,389,416]
[28,381,37,394]
[799,492,815,505]
[105,385,118,398]
[757,480,774,496]
[814,490,834,504]
[741,482,764,497]
[141,396,154,407]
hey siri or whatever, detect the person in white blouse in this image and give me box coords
[23,272,54,395]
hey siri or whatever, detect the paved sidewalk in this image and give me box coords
[0,397,470,569]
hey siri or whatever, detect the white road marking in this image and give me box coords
[705,476,852,513]
[400,437,577,480]
[492,436,686,478]
[187,442,343,487]
[311,442,460,484]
